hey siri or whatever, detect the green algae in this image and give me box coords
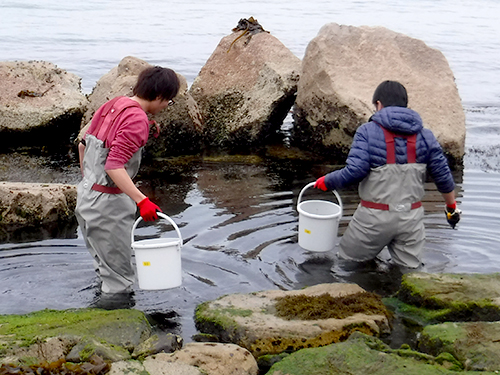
[383,297,454,325]
[274,292,391,321]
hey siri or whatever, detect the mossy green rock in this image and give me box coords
[418,321,500,371]
[266,332,495,375]
[393,272,500,324]
[0,308,153,364]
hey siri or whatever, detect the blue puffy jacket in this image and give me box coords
[324,106,455,194]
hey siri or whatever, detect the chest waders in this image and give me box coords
[338,126,427,268]
[75,97,143,294]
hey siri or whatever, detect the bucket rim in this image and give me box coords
[298,201,342,220]
[132,238,181,249]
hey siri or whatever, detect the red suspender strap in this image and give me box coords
[381,126,396,164]
[88,97,121,139]
[406,134,417,163]
[378,124,417,164]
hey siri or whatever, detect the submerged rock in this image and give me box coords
[390,272,500,324]
[0,60,87,152]
[189,18,300,153]
[292,23,465,168]
[194,283,390,359]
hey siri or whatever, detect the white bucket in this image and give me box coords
[297,182,343,252]
[131,212,183,290]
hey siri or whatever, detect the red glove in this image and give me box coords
[314,176,328,191]
[137,197,162,221]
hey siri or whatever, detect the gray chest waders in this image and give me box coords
[338,126,427,268]
[75,98,143,294]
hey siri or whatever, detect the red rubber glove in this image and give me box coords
[137,197,162,221]
[314,176,328,191]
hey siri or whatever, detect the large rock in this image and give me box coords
[189,20,301,153]
[80,56,203,158]
[194,283,390,359]
[0,182,77,226]
[0,60,87,151]
[292,23,465,167]
[387,272,500,325]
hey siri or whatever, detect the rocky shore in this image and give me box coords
[2,272,500,374]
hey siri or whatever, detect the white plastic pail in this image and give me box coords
[297,182,343,252]
[131,212,183,290]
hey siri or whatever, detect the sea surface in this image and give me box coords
[0,0,500,344]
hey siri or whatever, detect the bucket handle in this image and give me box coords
[131,212,183,249]
[297,182,343,216]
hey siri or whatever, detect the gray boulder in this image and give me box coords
[80,56,203,158]
[0,60,87,151]
[189,20,301,153]
[292,23,465,167]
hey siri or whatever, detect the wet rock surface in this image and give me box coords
[292,23,465,168]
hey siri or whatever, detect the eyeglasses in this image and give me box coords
[168,99,175,107]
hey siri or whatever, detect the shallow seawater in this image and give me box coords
[1,126,499,344]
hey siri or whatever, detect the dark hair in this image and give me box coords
[133,66,180,101]
[372,80,408,107]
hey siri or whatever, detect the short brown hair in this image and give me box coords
[133,66,180,101]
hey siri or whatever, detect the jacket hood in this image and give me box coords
[371,106,423,135]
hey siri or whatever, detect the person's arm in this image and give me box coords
[78,142,86,176]
[107,168,161,221]
[442,191,456,207]
[106,168,146,204]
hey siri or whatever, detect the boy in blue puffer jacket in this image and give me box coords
[314,80,460,268]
